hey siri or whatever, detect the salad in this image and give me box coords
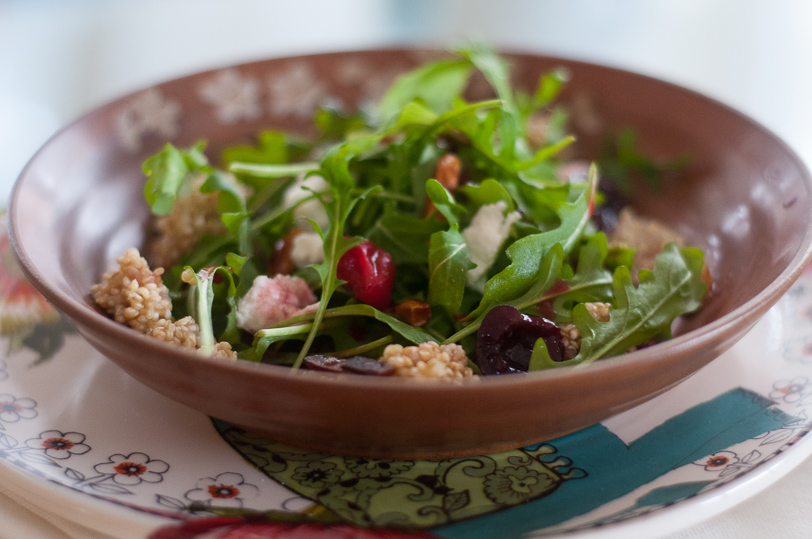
[90,47,707,379]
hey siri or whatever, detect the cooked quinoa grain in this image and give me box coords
[379,342,473,379]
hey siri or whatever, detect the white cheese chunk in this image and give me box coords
[290,231,325,268]
[282,174,330,231]
[462,201,521,291]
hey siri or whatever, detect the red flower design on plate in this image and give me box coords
[115,461,147,476]
[94,452,169,485]
[693,450,739,472]
[186,472,259,509]
[25,430,90,459]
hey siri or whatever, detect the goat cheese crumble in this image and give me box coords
[462,201,522,290]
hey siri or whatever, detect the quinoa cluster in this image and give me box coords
[91,248,236,360]
[147,175,226,269]
[90,248,171,332]
[379,342,473,379]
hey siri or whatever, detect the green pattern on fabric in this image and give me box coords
[214,421,586,528]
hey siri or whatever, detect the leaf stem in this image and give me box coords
[330,335,392,358]
[229,161,319,178]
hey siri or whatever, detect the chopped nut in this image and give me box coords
[560,323,580,359]
[424,153,462,218]
[560,303,612,360]
[434,154,461,191]
[585,302,611,323]
[395,299,433,327]
[525,112,550,149]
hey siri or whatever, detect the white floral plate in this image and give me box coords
[3,212,812,538]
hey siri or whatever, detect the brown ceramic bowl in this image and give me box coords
[9,49,812,459]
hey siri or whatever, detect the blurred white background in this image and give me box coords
[2,1,812,537]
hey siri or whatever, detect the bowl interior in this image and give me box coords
[9,49,812,457]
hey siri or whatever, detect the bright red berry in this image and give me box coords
[337,240,396,310]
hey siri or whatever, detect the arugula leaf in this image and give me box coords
[315,105,370,141]
[515,135,576,171]
[367,214,444,264]
[466,165,597,320]
[599,129,690,194]
[572,243,706,364]
[425,179,466,226]
[428,225,475,315]
[534,68,570,108]
[253,303,434,360]
[458,179,516,211]
[445,244,563,343]
[508,243,565,311]
[291,138,384,369]
[379,59,472,120]
[201,170,246,214]
[391,101,439,128]
[413,99,503,142]
[222,130,289,166]
[528,337,554,371]
[182,262,242,356]
[459,46,523,162]
[143,143,207,215]
[251,323,316,360]
[228,161,319,179]
[219,254,248,345]
[552,234,614,321]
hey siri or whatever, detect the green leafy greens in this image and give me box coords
[132,46,705,373]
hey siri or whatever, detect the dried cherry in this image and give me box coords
[303,355,395,376]
[475,305,565,375]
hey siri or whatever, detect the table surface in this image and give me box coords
[2,1,812,537]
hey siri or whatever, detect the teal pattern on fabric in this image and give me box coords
[436,388,796,538]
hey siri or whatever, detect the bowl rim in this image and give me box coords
[9,46,812,392]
